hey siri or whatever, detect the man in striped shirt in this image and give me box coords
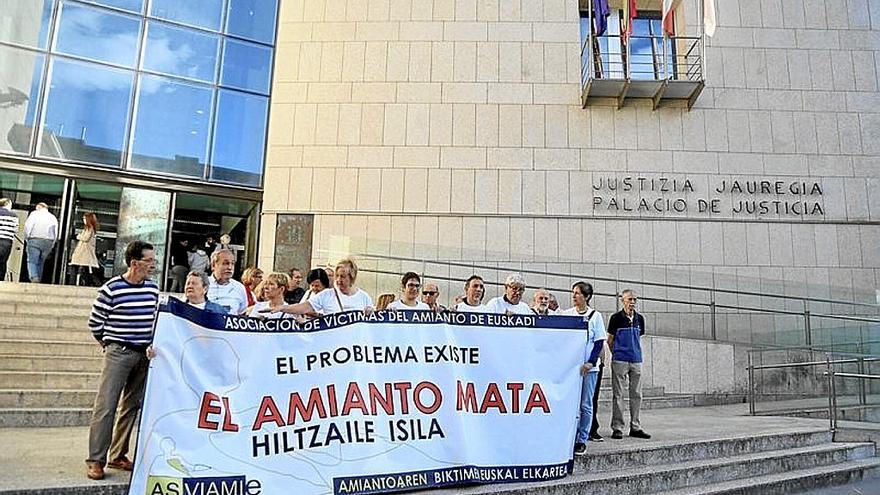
[0,198,18,281]
[86,241,159,481]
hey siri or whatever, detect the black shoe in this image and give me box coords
[589,433,604,442]
[611,430,623,439]
[629,429,651,439]
[573,443,587,456]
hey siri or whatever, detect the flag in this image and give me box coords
[662,0,683,35]
[704,0,717,37]
[622,0,638,41]
[593,0,610,36]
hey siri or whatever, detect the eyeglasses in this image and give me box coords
[422,291,437,296]
[507,285,525,294]
[405,283,421,289]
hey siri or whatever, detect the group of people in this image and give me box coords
[168,234,239,292]
[0,199,72,284]
[84,240,650,481]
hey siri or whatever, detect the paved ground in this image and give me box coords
[801,478,880,494]
[0,404,840,493]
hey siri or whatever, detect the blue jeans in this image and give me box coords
[577,371,599,444]
[26,237,55,282]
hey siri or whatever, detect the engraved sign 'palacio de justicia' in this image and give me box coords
[591,175,825,218]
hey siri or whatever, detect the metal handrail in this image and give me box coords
[335,251,880,310]
[747,351,880,432]
[583,33,703,83]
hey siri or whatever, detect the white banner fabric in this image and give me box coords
[129,299,588,495]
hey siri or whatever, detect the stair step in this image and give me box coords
[0,371,100,389]
[0,407,92,427]
[0,282,100,296]
[0,354,103,372]
[655,457,880,494]
[0,327,96,342]
[0,294,98,306]
[0,316,87,330]
[599,386,666,397]
[0,304,93,317]
[597,395,695,409]
[575,429,831,473]
[0,340,102,357]
[0,389,96,408]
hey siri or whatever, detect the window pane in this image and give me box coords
[54,1,141,68]
[210,89,266,186]
[150,0,223,31]
[0,46,44,154]
[220,38,271,94]
[78,0,144,14]
[142,22,219,83]
[226,0,277,44]
[39,57,133,166]
[130,75,212,178]
[0,0,54,49]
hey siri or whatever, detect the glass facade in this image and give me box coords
[0,0,277,187]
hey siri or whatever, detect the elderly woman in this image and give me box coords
[241,267,264,307]
[183,271,226,314]
[388,272,430,310]
[275,258,373,315]
[249,272,294,319]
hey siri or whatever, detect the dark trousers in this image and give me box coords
[75,265,101,287]
[0,238,11,281]
[590,363,604,436]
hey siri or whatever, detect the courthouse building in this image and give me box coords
[0,0,278,285]
[259,0,879,353]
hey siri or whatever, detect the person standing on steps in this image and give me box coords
[85,241,159,480]
[607,289,651,440]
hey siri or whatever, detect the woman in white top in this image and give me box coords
[249,272,296,319]
[387,272,430,310]
[275,258,373,316]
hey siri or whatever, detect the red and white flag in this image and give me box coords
[662,0,683,35]
[622,0,638,41]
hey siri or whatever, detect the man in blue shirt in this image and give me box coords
[606,289,651,440]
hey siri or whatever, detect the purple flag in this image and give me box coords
[593,0,610,36]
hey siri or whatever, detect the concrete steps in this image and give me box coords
[0,339,102,357]
[0,408,92,428]
[0,354,102,372]
[0,371,100,389]
[0,389,96,408]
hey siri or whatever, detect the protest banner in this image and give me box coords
[129,298,589,495]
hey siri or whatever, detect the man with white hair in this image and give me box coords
[207,249,248,315]
[530,288,552,315]
[485,273,532,315]
[24,202,58,282]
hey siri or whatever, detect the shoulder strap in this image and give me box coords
[585,308,596,322]
[333,288,345,312]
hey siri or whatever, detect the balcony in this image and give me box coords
[580,9,706,109]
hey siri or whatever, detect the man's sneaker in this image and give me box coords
[629,429,651,439]
[589,432,604,442]
[610,430,624,439]
[573,443,587,456]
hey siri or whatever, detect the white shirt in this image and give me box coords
[249,301,296,319]
[207,276,248,315]
[485,296,533,315]
[454,301,487,313]
[559,306,607,369]
[308,288,373,314]
[24,208,58,240]
[388,299,430,310]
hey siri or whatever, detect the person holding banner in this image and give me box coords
[85,241,159,481]
[388,272,430,310]
[453,275,486,312]
[249,272,297,319]
[275,258,373,315]
[607,289,651,440]
[183,271,227,314]
[560,282,606,455]
[485,273,533,315]
[207,249,248,315]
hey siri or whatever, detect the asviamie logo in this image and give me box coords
[146,475,262,495]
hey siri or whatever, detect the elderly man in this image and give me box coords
[86,241,159,480]
[24,202,58,282]
[0,198,18,280]
[421,282,446,312]
[608,289,650,440]
[184,271,227,313]
[485,273,532,315]
[531,288,552,315]
[454,275,486,312]
[207,249,248,315]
